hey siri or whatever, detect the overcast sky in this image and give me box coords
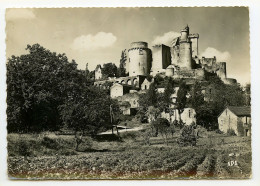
[5,7,250,85]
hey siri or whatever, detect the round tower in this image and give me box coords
[128,41,152,77]
[178,25,192,69]
[180,25,189,42]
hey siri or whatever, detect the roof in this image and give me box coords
[95,64,102,71]
[227,106,251,117]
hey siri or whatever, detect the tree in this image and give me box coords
[117,50,127,77]
[151,118,171,145]
[244,83,251,106]
[102,63,118,78]
[146,106,160,123]
[59,86,120,137]
[157,77,175,112]
[190,81,204,110]
[138,83,158,122]
[177,124,197,146]
[6,44,80,133]
[176,81,188,122]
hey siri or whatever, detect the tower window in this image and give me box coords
[139,49,143,55]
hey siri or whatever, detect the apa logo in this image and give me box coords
[228,160,238,166]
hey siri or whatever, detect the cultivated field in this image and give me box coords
[7,127,251,180]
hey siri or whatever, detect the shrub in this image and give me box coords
[75,136,93,151]
[17,140,31,157]
[120,131,139,140]
[177,125,197,146]
[41,136,61,150]
[215,129,223,134]
[227,128,236,136]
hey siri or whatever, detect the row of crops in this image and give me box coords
[8,147,251,179]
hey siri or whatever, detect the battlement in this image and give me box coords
[189,33,199,39]
[130,41,148,48]
[128,47,151,52]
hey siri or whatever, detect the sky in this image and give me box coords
[5,7,250,85]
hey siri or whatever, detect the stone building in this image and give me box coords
[141,78,152,90]
[150,44,171,76]
[95,65,102,80]
[110,83,132,98]
[128,42,152,77]
[161,108,196,125]
[218,106,251,136]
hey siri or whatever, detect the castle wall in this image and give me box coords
[195,68,205,80]
[190,37,198,58]
[189,33,199,58]
[216,62,227,80]
[110,84,124,98]
[128,42,152,77]
[151,44,171,75]
[201,56,216,67]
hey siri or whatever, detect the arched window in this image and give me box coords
[145,85,147,90]
[189,110,191,118]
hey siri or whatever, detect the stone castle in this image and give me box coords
[93,25,238,123]
[94,25,236,89]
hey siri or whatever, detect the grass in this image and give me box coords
[7,129,252,179]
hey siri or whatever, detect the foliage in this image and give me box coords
[138,83,158,121]
[176,81,188,121]
[7,44,121,135]
[117,50,127,77]
[177,124,197,146]
[146,106,160,123]
[151,118,171,145]
[6,44,81,133]
[188,76,248,129]
[59,86,120,136]
[227,128,236,136]
[101,62,118,78]
[157,77,175,112]
[41,136,61,150]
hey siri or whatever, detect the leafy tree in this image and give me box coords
[59,86,120,137]
[189,81,204,110]
[157,77,175,112]
[146,106,160,123]
[244,83,251,106]
[151,118,171,145]
[177,124,197,146]
[6,44,80,133]
[176,81,188,122]
[117,50,127,77]
[138,83,158,121]
[102,63,118,78]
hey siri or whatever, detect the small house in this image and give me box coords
[110,83,132,98]
[218,106,251,136]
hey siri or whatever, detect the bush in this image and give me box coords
[227,128,236,136]
[215,129,223,134]
[41,136,61,150]
[177,125,197,146]
[120,131,139,141]
[17,140,31,156]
